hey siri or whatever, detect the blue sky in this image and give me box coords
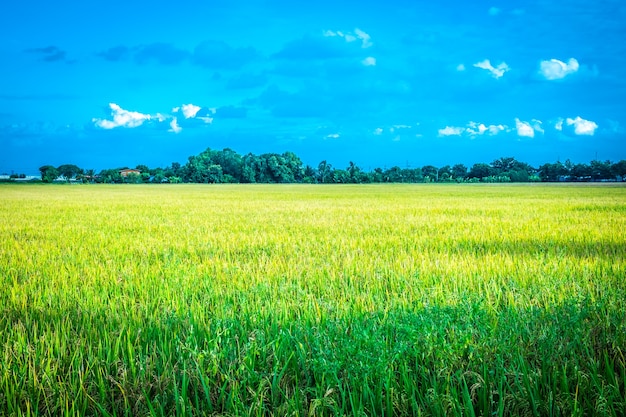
[1,0,625,174]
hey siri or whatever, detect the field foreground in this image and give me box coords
[1,183,625,416]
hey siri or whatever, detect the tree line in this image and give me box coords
[38,148,626,184]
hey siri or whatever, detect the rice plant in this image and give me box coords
[1,183,624,416]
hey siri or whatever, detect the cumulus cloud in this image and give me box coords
[181,104,201,119]
[439,122,509,137]
[168,118,182,133]
[94,102,214,132]
[172,103,214,123]
[473,59,510,78]
[555,118,564,131]
[465,122,488,135]
[93,103,152,129]
[354,28,373,48]
[326,133,340,139]
[373,127,383,135]
[566,116,598,135]
[539,58,579,80]
[515,118,536,137]
[487,124,507,135]
[324,28,373,48]
[438,126,464,136]
[362,56,376,66]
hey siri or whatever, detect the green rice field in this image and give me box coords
[1,183,625,416]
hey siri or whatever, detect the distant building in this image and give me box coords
[119,169,141,177]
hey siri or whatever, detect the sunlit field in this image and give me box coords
[1,183,625,416]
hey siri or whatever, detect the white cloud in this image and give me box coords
[197,116,214,124]
[326,133,340,139]
[181,103,201,119]
[362,56,376,66]
[555,118,564,131]
[566,116,598,135]
[438,126,464,136]
[456,64,466,71]
[324,28,372,48]
[539,58,579,80]
[373,127,383,135]
[473,59,510,78]
[94,102,213,133]
[168,117,182,133]
[439,122,509,137]
[466,121,488,135]
[93,103,152,129]
[354,28,373,48]
[515,118,535,137]
[487,124,507,135]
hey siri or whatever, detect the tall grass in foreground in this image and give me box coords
[1,183,624,416]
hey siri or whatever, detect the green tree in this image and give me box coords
[590,160,613,181]
[490,157,517,174]
[384,166,403,182]
[98,169,122,183]
[611,160,626,181]
[57,164,83,182]
[570,163,591,181]
[135,164,150,174]
[241,153,258,183]
[303,165,317,183]
[437,165,453,182]
[507,169,529,182]
[421,165,438,182]
[451,164,468,180]
[39,165,59,183]
[369,168,384,183]
[538,162,567,182]
[213,148,244,181]
[332,169,350,183]
[282,151,305,182]
[317,160,333,184]
[124,172,143,184]
[468,163,493,180]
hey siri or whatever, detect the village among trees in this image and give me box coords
[28,147,626,184]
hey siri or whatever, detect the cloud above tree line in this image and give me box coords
[92,103,215,133]
[91,103,600,142]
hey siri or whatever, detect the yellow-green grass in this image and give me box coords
[1,183,624,416]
